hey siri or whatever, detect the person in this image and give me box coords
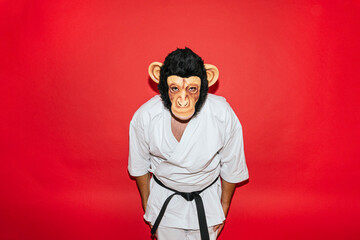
[128,48,249,240]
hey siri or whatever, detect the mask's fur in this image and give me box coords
[158,48,208,116]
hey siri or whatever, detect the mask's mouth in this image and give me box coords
[171,107,195,121]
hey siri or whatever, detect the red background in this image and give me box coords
[1,0,359,239]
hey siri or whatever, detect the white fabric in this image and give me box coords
[156,226,217,240]
[128,94,249,229]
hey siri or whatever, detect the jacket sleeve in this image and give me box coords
[128,118,151,177]
[219,104,249,183]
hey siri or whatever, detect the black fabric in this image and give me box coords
[150,175,219,240]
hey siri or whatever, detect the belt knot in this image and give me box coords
[180,192,198,201]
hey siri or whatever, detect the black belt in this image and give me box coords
[151,175,219,240]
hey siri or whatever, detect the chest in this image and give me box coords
[171,117,189,142]
[146,111,225,162]
[148,113,225,173]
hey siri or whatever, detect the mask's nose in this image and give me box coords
[176,91,189,107]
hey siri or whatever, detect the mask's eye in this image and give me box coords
[170,86,179,92]
[188,87,198,93]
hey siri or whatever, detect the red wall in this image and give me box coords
[1,0,359,239]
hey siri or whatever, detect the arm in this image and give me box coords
[220,178,237,217]
[213,179,237,236]
[214,104,249,237]
[135,172,151,212]
[128,120,151,213]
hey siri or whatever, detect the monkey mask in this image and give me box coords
[148,48,219,121]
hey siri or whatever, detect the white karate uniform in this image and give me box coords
[157,226,218,240]
[128,94,249,231]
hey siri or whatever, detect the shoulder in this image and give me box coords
[202,94,241,126]
[131,95,164,127]
[203,94,232,116]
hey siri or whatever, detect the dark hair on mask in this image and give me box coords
[158,47,208,116]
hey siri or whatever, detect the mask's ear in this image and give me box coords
[148,62,163,84]
[204,64,219,87]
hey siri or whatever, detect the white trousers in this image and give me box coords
[156,226,217,240]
